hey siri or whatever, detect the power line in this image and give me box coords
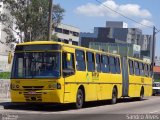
[95,0,160,65]
[95,0,154,29]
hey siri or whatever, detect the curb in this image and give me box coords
[0,100,11,110]
[0,106,4,110]
[0,100,11,103]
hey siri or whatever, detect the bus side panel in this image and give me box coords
[64,83,77,103]
[129,76,141,97]
[144,77,153,97]
[144,85,152,97]
[64,75,77,103]
[116,74,123,98]
[76,71,98,102]
[98,73,112,100]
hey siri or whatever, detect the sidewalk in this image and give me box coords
[0,99,11,110]
[0,99,11,102]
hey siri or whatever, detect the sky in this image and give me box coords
[54,0,160,57]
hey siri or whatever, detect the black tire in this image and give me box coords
[111,87,117,104]
[139,88,144,101]
[75,89,84,109]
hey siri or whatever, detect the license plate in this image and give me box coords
[28,91,36,95]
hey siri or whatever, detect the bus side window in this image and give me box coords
[148,65,153,77]
[86,52,95,72]
[129,60,134,75]
[144,64,149,77]
[75,50,86,71]
[96,54,101,72]
[109,56,116,74]
[62,53,75,77]
[115,58,121,74]
[139,62,144,76]
[101,55,109,73]
[135,61,140,76]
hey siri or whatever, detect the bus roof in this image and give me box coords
[128,56,150,64]
[16,41,120,57]
[16,41,150,64]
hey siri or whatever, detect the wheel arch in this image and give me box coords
[141,86,144,94]
[113,85,118,95]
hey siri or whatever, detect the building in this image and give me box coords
[89,42,141,58]
[106,21,128,28]
[53,23,80,45]
[111,28,143,45]
[80,28,116,48]
[80,27,117,48]
[106,21,153,59]
[0,1,16,72]
[140,35,153,59]
[80,23,143,47]
[153,66,160,81]
[80,21,153,59]
[155,57,160,66]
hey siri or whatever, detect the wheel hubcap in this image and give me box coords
[77,94,83,106]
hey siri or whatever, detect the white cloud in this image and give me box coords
[76,3,104,17]
[134,19,154,28]
[75,0,152,18]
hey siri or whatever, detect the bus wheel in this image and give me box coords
[75,89,84,109]
[111,87,117,104]
[139,88,144,101]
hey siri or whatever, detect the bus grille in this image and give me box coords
[22,86,44,90]
[23,92,42,102]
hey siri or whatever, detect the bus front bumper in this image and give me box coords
[10,90,63,103]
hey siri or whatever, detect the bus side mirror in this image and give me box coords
[8,51,13,64]
[66,53,71,61]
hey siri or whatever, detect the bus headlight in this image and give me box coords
[10,84,20,90]
[16,85,20,89]
[48,83,61,89]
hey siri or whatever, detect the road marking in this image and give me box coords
[150,110,160,114]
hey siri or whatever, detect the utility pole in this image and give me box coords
[152,26,160,78]
[47,0,53,41]
[152,26,156,69]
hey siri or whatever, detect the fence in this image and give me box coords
[0,52,11,102]
[0,79,10,101]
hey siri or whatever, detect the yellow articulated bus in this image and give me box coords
[9,41,152,109]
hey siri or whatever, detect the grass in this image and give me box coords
[0,72,11,79]
[154,79,160,82]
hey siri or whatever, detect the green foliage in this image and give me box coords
[51,33,58,41]
[0,72,11,79]
[2,0,65,42]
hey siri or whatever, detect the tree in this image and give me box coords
[1,0,65,42]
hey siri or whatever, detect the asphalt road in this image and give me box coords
[1,96,160,120]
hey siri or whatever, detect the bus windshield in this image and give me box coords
[11,52,61,79]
